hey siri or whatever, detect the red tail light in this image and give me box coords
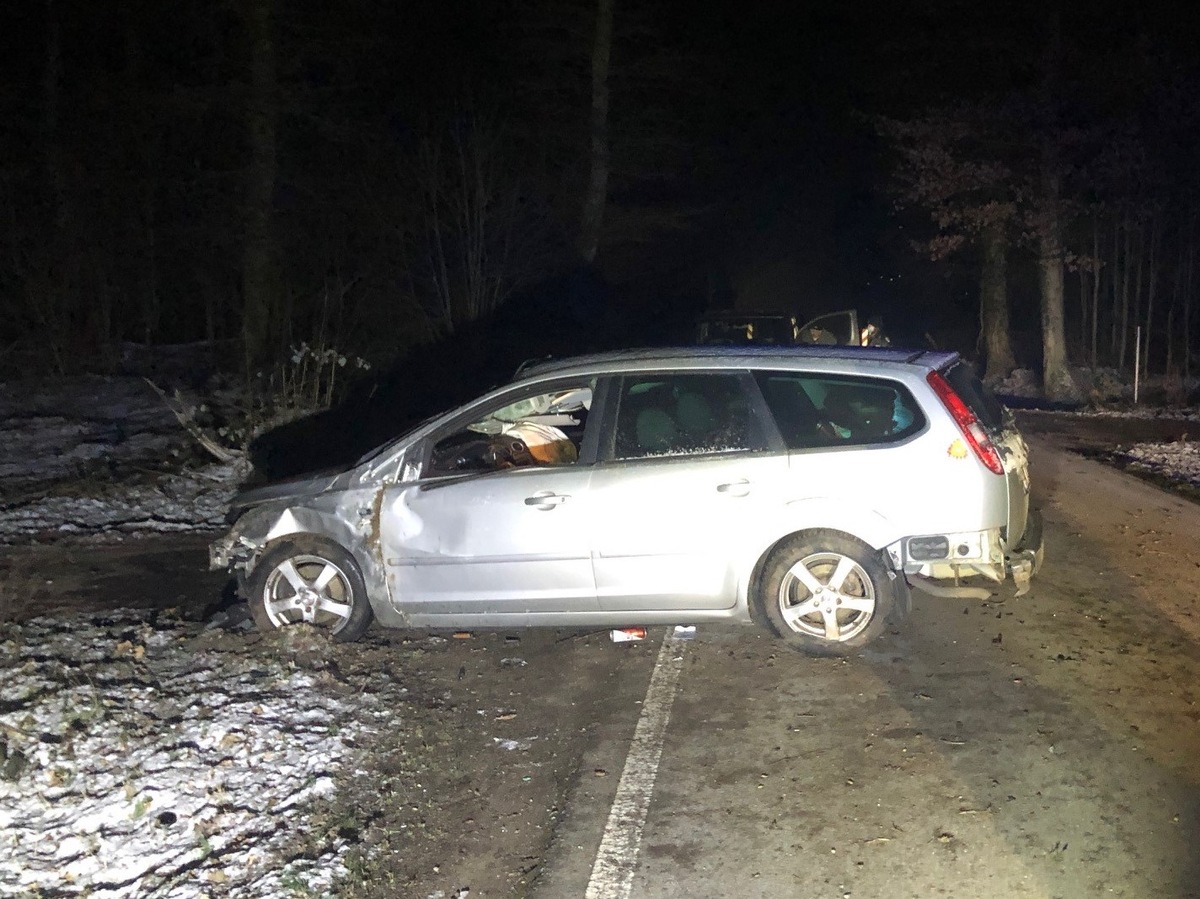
[926,371,1005,475]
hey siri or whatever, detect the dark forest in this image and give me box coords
[4,0,1199,401]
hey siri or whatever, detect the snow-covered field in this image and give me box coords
[0,612,386,897]
[2,373,1199,898]
[0,376,245,544]
[1045,404,1200,491]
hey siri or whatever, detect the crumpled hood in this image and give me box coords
[231,467,350,511]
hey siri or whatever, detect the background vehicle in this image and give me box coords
[212,346,1041,656]
[695,309,863,346]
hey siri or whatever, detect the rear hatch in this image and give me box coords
[939,359,1031,548]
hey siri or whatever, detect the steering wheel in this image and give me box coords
[484,436,533,468]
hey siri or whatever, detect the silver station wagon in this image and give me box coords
[210,346,1043,655]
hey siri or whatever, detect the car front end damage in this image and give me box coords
[208,503,283,574]
[208,481,391,608]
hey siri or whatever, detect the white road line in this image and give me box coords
[584,632,688,899]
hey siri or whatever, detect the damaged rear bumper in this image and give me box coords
[1005,508,1044,597]
[891,509,1045,601]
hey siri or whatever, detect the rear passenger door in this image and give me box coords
[588,371,789,612]
[752,368,933,537]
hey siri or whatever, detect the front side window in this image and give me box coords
[611,372,767,460]
[428,381,594,474]
[754,371,924,450]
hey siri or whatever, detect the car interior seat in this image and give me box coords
[615,385,680,457]
[675,391,717,446]
[762,378,822,447]
[822,384,896,440]
[635,408,678,455]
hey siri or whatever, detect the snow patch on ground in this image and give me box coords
[0,611,386,898]
[1078,407,1200,424]
[1,376,249,544]
[1119,440,1200,486]
[1,462,241,543]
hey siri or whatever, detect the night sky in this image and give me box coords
[3,0,1199,369]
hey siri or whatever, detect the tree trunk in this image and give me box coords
[578,0,613,263]
[979,223,1016,383]
[1109,216,1120,359]
[242,0,279,369]
[1143,215,1158,376]
[142,182,159,343]
[1078,266,1088,351]
[40,0,68,373]
[1166,243,1180,374]
[1090,216,1100,367]
[1038,163,1078,401]
[43,0,66,229]
[1185,218,1196,379]
[1118,213,1132,368]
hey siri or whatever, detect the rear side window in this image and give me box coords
[753,371,925,450]
[611,372,768,459]
[941,360,1005,430]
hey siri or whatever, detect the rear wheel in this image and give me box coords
[758,531,892,656]
[246,536,373,642]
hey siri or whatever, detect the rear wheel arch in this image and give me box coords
[753,528,896,656]
[751,527,888,595]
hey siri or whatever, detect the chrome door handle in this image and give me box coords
[524,492,570,510]
[716,479,750,496]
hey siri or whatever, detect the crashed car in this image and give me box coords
[211,345,1043,655]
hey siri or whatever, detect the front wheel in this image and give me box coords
[245,536,374,642]
[758,531,893,656]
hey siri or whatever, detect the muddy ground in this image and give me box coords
[3,411,1200,897]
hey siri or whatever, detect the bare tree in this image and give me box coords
[414,110,553,331]
[241,0,279,369]
[1031,6,1080,402]
[875,107,1020,382]
[579,0,614,263]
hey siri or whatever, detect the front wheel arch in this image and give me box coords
[244,534,374,642]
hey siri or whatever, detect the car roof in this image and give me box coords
[514,345,960,381]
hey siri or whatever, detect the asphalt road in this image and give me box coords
[5,420,1200,898]
[531,433,1200,899]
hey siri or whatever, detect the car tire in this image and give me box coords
[758,530,893,656]
[245,536,373,642]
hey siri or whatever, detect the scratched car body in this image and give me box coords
[211,346,1043,655]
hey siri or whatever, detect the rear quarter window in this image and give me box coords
[753,371,926,450]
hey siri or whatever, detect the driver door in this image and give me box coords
[379,379,598,617]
